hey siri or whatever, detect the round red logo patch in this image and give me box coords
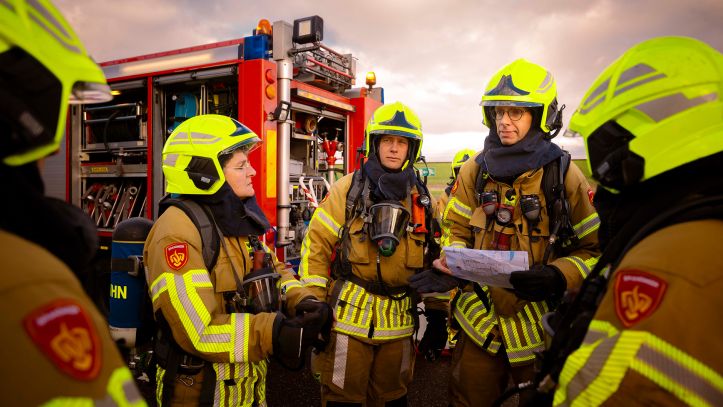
[614,270,667,327]
[23,299,101,381]
[587,188,595,204]
[165,242,189,270]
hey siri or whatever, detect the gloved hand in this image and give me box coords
[510,264,566,302]
[408,269,459,293]
[418,309,448,361]
[273,307,329,369]
[296,297,333,351]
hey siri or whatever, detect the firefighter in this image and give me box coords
[299,102,438,406]
[551,36,723,406]
[409,59,600,407]
[418,148,477,361]
[0,1,145,405]
[437,148,476,247]
[143,114,331,406]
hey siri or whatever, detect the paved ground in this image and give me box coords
[138,349,520,406]
[266,351,454,407]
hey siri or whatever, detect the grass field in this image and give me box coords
[419,159,594,198]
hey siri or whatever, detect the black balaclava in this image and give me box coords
[481,108,563,178]
[161,183,270,237]
[363,139,416,202]
[593,151,723,257]
[0,163,99,281]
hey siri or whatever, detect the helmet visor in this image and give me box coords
[69,81,112,104]
[480,100,542,107]
[218,135,262,158]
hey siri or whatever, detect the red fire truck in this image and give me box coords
[59,15,383,264]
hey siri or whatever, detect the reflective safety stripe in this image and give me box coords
[150,277,168,301]
[297,208,340,290]
[454,288,548,365]
[614,69,666,98]
[155,366,165,406]
[636,92,718,122]
[400,338,412,378]
[280,278,302,294]
[448,197,473,220]
[563,256,596,279]
[150,270,250,360]
[452,291,501,353]
[168,131,222,145]
[580,78,610,115]
[331,280,415,341]
[332,334,349,389]
[537,71,554,93]
[500,301,548,365]
[41,366,144,406]
[573,213,600,239]
[582,320,618,346]
[300,275,329,289]
[312,207,342,237]
[210,360,266,406]
[297,229,314,281]
[27,0,82,54]
[556,330,723,407]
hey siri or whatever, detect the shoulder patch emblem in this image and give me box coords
[23,299,101,381]
[614,269,667,327]
[451,179,459,195]
[587,188,595,204]
[165,242,189,270]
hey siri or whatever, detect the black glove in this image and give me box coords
[296,297,333,351]
[418,309,448,362]
[272,307,326,370]
[510,264,566,302]
[408,269,459,293]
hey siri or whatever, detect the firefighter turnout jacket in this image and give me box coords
[436,189,453,248]
[143,206,313,406]
[0,230,144,406]
[298,173,428,343]
[444,154,600,365]
[554,220,723,406]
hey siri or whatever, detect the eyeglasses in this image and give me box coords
[494,107,528,122]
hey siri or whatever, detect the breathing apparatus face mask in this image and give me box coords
[368,201,410,257]
[241,268,281,314]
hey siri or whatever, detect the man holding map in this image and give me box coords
[409,59,600,406]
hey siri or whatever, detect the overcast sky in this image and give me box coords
[57,0,723,161]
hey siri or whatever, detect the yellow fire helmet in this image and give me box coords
[451,148,476,177]
[163,114,261,195]
[567,36,723,192]
[0,0,111,166]
[480,58,563,136]
[365,101,423,170]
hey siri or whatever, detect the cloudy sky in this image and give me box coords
[57,0,723,161]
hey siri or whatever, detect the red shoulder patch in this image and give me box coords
[587,188,595,204]
[451,179,459,195]
[165,242,189,270]
[23,299,101,381]
[614,270,667,327]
